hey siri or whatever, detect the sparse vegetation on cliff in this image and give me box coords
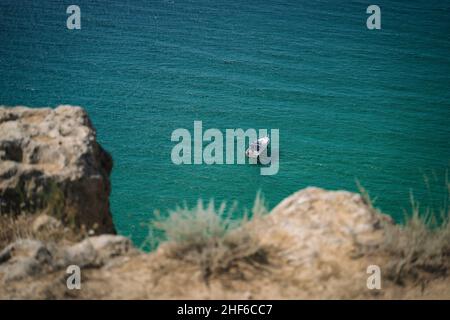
[1,106,449,300]
[0,213,85,250]
[147,194,272,282]
[2,184,450,299]
[381,190,450,285]
[357,179,450,285]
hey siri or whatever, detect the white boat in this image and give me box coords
[245,136,270,158]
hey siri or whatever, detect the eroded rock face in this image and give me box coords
[258,187,393,265]
[0,105,115,233]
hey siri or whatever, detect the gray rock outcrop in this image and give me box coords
[0,105,115,233]
[0,235,133,283]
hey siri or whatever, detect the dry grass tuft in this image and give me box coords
[381,192,450,284]
[148,193,272,282]
[0,181,86,250]
[357,179,450,285]
[0,213,85,250]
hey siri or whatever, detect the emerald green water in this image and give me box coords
[0,0,449,245]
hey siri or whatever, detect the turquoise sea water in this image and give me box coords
[1,0,449,245]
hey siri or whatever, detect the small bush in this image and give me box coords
[148,193,271,282]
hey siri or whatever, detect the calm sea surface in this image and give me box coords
[1,0,449,245]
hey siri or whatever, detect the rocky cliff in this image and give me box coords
[0,106,115,234]
[0,106,448,299]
